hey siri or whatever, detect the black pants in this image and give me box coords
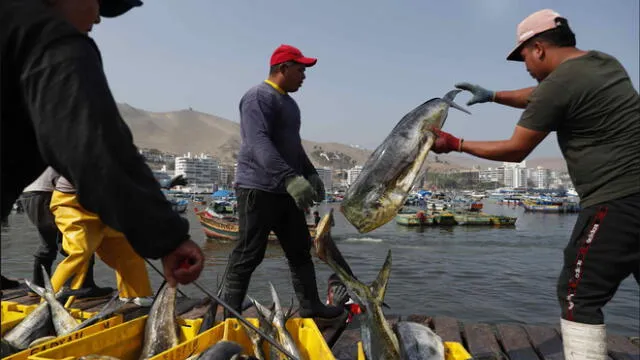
[221,188,313,304]
[557,192,640,324]
[20,191,64,261]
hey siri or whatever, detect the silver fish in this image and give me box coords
[193,340,243,360]
[1,286,86,355]
[25,270,83,336]
[394,321,445,360]
[138,281,179,359]
[341,89,470,233]
[268,283,301,360]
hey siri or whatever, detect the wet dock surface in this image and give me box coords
[3,284,638,360]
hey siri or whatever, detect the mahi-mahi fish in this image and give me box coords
[341,89,470,233]
[394,321,445,360]
[314,210,399,359]
[138,281,179,360]
[315,211,448,359]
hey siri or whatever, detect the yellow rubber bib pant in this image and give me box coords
[49,191,152,306]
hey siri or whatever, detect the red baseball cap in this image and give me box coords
[270,44,317,67]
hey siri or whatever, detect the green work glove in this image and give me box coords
[307,174,326,202]
[455,82,495,106]
[285,176,316,210]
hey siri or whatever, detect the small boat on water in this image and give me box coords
[195,205,317,241]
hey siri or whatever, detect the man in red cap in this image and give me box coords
[220,44,345,321]
[433,9,639,359]
[0,0,204,289]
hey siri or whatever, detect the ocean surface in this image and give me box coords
[2,200,638,336]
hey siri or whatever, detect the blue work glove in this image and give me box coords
[455,82,495,106]
[307,174,326,202]
[285,176,316,210]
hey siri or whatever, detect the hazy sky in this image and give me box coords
[92,0,639,159]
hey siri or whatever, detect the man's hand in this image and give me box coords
[432,128,463,154]
[161,238,204,287]
[455,82,495,106]
[285,176,316,209]
[307,174,325,202]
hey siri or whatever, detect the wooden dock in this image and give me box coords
[3,285,638,360]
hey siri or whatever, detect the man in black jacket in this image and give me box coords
[0,0,203,287]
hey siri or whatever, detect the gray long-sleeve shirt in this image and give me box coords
[234,81,317,193]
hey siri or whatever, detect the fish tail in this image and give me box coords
[372,250,392,303]
[442,89,471,115]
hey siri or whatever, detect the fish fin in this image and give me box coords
[249,296,272,321]
[268,282,282,316]
[371,249,392,303]
[24,279,46,298]
[442,89,471,115]
[41,265,55,294]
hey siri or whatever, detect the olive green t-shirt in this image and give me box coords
[518,50,640,208]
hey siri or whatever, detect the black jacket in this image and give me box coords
[0,0,189,259]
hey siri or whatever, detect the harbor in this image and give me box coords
[2,200,638,359]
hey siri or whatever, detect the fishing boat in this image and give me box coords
[521,197,581,213]
[195,207,317,241]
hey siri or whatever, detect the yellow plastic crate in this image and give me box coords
[4,312,124,360]
[356,340,472,360]
[1,303,98,337]
[222,318,335,360]
[149,321,225,360]
[29,315,202,360]
[1,301,40,335]
[148,318,335,360]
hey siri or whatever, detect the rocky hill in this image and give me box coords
[118,103,564,172]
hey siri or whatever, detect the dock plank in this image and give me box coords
[607,333,640,360]
[463,323,504,360]
[496,323,540,360]
[524,325,564,360]
[433,316,463,343]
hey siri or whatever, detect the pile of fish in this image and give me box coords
[314,210,446,360]
[1,266,123,357]
[341,89,471,233]
[243,283,303,360]
[139,281,259,360]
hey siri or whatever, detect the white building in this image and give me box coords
[347,166,363,186]
[533,166,550,189]
[503,161,528,188]
[479,167,505,184]
[315,167,333,192]
[174,152,219,191]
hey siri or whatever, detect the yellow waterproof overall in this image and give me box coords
[49,191,152,307]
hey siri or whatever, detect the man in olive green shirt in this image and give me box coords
[433,9,639,359]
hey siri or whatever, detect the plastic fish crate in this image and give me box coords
[1,301,40,335]
[4,311,123,360]
[356,340,472,360]
[222,318,335,360]
[149,318,334,360]
[29,315,203,360]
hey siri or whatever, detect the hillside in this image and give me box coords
[118,103,564,172]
